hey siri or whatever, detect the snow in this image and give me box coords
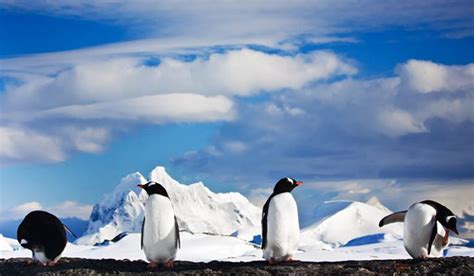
[300,200,403,247]
[0,234,12,251]
[2,232,472,262]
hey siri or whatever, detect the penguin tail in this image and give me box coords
[64,224,78,239]
[379,210,407,227]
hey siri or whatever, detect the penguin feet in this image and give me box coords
[163,261,174,268]
[147,262,159,268]
[268,257,277,265]
[46,261,57,266]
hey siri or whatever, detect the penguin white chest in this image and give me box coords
[404,203,447,258]
[143,195,177,263]
[264,193,300,261]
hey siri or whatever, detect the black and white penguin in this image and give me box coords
[138,181,180,268]
[379,200,458,258]
[17,210,75,266]
[262,177,302,264]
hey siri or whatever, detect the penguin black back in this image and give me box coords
[261,177,302,249]
[17,210,67,261]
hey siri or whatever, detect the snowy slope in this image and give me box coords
[300,200,403,247]
[77,166,260,245]
[0,234,12,251]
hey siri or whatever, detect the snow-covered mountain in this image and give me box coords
[76,172,147,245]
[77,166,260,245]
[300,199,403,247]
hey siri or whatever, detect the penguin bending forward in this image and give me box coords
[17,210,76,266]
[262,177,302,264]
[138,181,180,268]
[379,200,458,258]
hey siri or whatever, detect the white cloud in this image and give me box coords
[0,49,355,165]
[8,202,43,220]
[0,201,93,222]
[0,127,66,164]
[63,127,111,154]
[377,108,427,138]
[398,60,474,93]
[32,94,235,123]
[174,59,474,189]
[2,49,356,112]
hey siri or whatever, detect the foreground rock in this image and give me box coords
[0,257,473,275]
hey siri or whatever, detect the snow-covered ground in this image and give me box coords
[1,232,473,261]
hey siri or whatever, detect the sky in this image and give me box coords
[0,1,473,224]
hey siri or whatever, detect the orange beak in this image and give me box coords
[137,184,146,189]
[295,181,303,186]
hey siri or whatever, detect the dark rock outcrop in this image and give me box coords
[0,257,472,275]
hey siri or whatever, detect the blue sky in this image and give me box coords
[0,1,473,222]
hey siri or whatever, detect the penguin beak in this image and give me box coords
[450,226,459,235]
[295,181,303,186]
[137,184,146,189]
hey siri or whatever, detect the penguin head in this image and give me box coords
[443,215,459,235]
[273,177,303,194]
[137,181,170,198]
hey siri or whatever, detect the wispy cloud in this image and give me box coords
[2,0,472,40]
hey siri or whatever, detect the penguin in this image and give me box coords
[379,200,458,259]
[262,177,302,264]
[138,181,180,268]
[17,210,76,266]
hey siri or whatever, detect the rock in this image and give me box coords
[0,257,472,275]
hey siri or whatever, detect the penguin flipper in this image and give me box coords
[427,219,437,256]
[63,224,78,239]
[379,211,407,227]
[141,217,145,250]
[261,195,273,249]
[175,216,180,249]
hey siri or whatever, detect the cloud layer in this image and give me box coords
[174,60,474,186]
[0,49,354,164]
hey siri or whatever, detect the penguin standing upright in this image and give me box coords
[17,210,74,266]
[262,177,302,264]
[138,181,180,268]
[379,200,458,258]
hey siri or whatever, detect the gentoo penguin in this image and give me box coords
[262,177,302,264]
[379,200,458,259]
[17,210,76,266]
[138,181,180,268]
